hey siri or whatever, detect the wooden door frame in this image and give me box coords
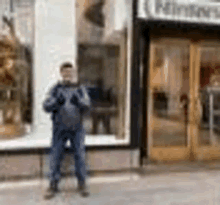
[148,38,220,162]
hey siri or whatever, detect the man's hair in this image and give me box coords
[60,62,73,71]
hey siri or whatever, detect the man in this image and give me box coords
[43,62,90,199]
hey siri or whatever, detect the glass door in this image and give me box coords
[148,38,220,162]
[148,38,194,162]
[194,42,220,160]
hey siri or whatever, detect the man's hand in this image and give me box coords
[57,92,65,105]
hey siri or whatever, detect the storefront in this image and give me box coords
[136,0,220,163]
[0,0,140,180]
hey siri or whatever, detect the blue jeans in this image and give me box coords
[49,124,87,184]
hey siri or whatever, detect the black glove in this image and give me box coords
[70,94,78,105]
[57,92,65,105]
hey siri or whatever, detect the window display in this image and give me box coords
[0,0,34,138]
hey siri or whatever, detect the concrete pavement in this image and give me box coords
[1,170,220,204]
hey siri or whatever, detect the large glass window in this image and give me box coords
[0,0,130,145]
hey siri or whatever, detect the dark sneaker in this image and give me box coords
[78,183,90,197]
[44,181,59,200]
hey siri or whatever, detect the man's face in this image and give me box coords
[60,66,78,83]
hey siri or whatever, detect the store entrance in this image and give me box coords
[148,38,220,162]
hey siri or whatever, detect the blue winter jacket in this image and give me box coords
[43,82,91,127]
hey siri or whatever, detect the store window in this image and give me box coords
[0,0,34,138]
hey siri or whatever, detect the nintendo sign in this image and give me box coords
[138,0,220,24]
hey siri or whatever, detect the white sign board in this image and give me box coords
[138,0,220,25]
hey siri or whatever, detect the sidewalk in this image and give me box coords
[140,160,220,176]
[1,170,220,205]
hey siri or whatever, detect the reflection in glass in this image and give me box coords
[78,45,119,135]
[150,44,190,147]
